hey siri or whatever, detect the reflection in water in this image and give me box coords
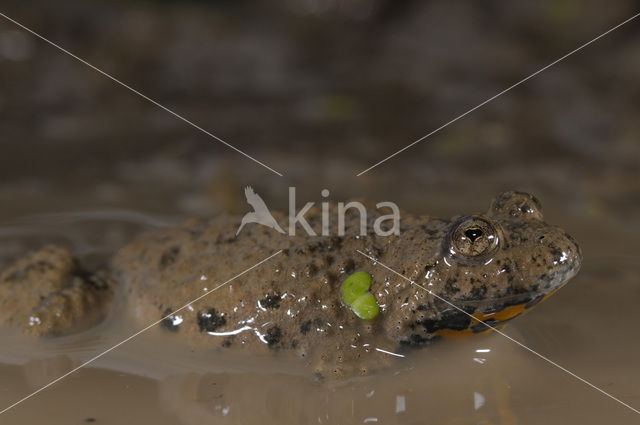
[1,323,527,424]
[153,341,521,425]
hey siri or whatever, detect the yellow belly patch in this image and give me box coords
[434,287,562,339]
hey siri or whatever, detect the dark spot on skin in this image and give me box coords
[444,279,461,294]
[338,258,355,274]
[471,319,497,333]
[159,246,180,267]
[525,294,545,308]
[85,419,96,423]
[197,308,226,332]
[423,308,474,332]
[304,263,318,277]
[417,304,429,311]
[321,272,337,286]
[300,320,312,335]
[329,236,343,249]
[549,246,563,259]
[410,334,429,344]
[504,284,529,296]
[259,293,281,309]
[221,338,232,348]
[159,308,180,332]
[77,268,110,291]
[401,333,434,346]
[291,339,298,349]
[265,326,281,346]
[470,286,487,299]
[306,243,320,253]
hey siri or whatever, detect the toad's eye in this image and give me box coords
[464,227,483,242]
[449,217,499,258]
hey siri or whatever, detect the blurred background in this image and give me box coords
[0,1,639,424]
[0,0,638,221]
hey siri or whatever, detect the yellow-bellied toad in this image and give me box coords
[0,192,582,377]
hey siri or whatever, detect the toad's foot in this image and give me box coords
[0,245,113,336]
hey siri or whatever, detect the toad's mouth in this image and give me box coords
[442,256,581,313]
[428,277,573,339]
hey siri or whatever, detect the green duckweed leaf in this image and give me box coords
[341,271,372,305]
[351,293,380,320]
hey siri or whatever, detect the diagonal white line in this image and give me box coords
[356,11,640,176]
[356,249,640,416]
[0,11,283,177]
[0,249,283,416]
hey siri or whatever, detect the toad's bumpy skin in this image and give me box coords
[0,192,582,377]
